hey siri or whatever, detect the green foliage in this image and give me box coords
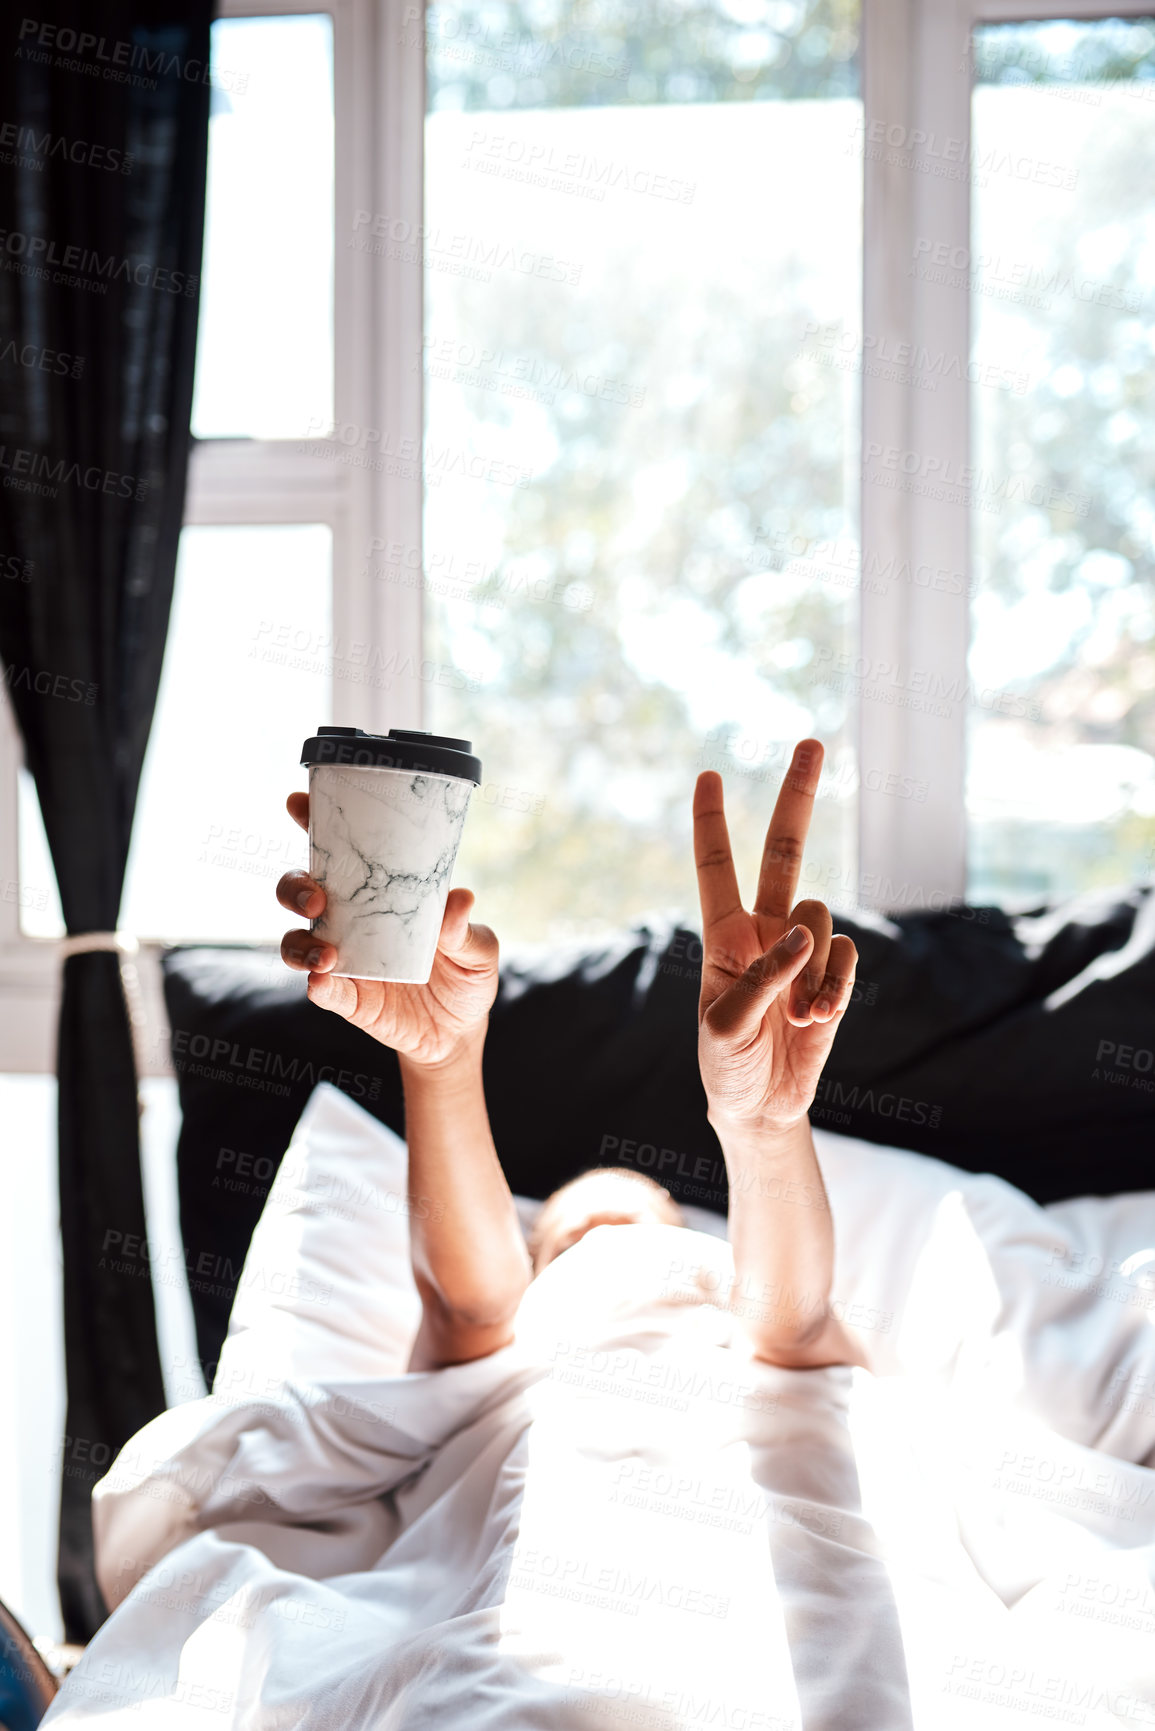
[968,67,1155,896]
[427,0,859,111]
[972,18,1155,88]
[425,204,858,937]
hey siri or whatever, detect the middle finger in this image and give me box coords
[753,739,823,924]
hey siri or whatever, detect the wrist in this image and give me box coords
[707,1107,811,1159]
[399,1018,488,1084]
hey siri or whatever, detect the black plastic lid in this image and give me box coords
[301,726,481,784]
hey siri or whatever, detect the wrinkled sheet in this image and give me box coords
[44,1117,1155,1730]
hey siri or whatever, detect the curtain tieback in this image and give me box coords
[58,931,149,1090]
[59,930,139,959]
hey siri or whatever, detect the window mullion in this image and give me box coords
[362,0,425,736]
[859,0,971,911]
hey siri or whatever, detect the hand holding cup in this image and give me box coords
[277,790,499,1069]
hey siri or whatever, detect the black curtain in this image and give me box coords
[0,0,213,1640]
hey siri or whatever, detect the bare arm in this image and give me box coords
[692,740,863,1370]
[399,1028,531,1369]
[277,790,529,1371]
[713,1114,864,1369]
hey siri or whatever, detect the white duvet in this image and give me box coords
[44,1085,1155,1730]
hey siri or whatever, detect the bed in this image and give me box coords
[42,1082,1155,1729]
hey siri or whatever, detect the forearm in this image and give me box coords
[714,1113,860,1368]
[400,1024,531,1363]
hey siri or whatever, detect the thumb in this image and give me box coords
[704,925,813,1043]
[438,887,475,955]
[438,888,498,970]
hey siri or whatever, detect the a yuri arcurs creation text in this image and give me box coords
[300,727,481,983]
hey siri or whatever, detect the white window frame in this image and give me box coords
[0,0,424,1071]
[1,0,1149,1067]
[858,0,1151,906]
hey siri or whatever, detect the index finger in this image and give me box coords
[692,771,742,931]
[753,738,823,922]
[287,790,309,833]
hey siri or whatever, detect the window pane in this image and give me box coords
[968,20,1155,903]
[422,0,862,943]
[191,16,334,440]
[118,525,331,941]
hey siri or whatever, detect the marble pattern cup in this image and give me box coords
[308,764,474,983]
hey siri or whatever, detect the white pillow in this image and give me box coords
[217,1084,731,1398]
[214,1082,424,1392]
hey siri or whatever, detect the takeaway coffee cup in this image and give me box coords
[300,726,482,984]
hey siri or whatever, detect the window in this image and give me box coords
[4,0,1154,1062]
[422,0,863,942]
[967,17,1155,902]
[192,14,335,439]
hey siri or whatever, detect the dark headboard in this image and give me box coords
[163,890,1155,1377]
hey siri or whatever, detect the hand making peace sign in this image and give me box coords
[693,738,859,1135]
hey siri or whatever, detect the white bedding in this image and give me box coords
[43,1085,1155,1729]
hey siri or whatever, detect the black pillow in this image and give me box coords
[163,889,1155,1378]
